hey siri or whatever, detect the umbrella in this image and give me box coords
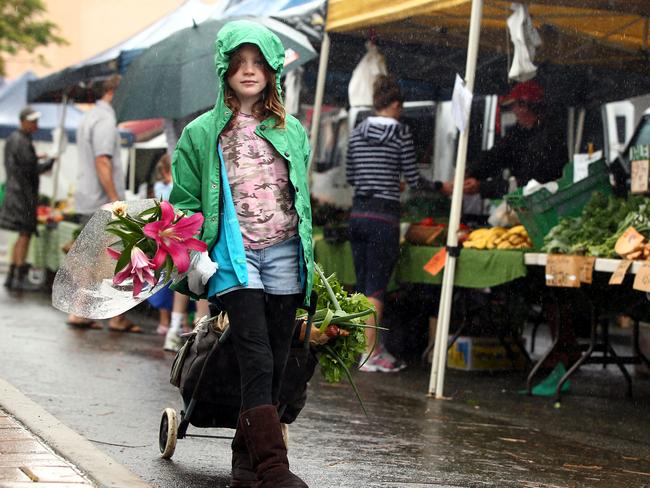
[112,16,317,122]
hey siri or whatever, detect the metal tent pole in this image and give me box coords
[50,95,68,207]
[428,0,484,398]
[308,32,330,168]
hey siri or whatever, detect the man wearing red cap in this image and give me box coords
[461,80,566,199]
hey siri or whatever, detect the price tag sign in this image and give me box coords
[633,262,650,292]
[631,160,649,194]
[545,255,580,288]
[424,247,447,277]
[609,259,632,285]
[578,256,596,284]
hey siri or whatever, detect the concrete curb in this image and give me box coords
[0,377,152,488]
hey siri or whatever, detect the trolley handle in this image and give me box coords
[307,290,318,317]
[301,290,319,350]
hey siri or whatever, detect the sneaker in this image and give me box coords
[359,349,406,373]
[156,324,170,336]
[163,330,184,352]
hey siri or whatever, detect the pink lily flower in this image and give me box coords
[143,201,207,273]
[107,246,157,297]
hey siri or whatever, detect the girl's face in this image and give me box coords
[227,44,269,106]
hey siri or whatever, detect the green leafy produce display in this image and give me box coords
[541,193,650,257]
[297,264,380,414]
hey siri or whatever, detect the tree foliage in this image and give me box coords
[0,0,66,75]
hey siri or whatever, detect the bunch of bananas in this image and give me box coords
[462,225,532,250]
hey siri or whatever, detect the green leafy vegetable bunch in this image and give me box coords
[542,193,650,257]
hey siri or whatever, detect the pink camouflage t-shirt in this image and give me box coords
[219,112,298,250]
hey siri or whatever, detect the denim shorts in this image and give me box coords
[220,235,302,296]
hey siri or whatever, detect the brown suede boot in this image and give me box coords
[239,405,308,488]
[230,424,257,487]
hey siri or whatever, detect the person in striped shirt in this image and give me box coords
[346,75,446,373]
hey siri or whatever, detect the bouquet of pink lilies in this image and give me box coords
[105,201,207,297]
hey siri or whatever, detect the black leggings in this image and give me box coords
[220,289,302,410]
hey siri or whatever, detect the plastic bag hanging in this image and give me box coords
[348,42,387,107]
[507,3,542,82]
[284,67,303,116]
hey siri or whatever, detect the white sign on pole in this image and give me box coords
[452,74,473,133]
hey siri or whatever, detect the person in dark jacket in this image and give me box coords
[461,80,566,199]
[346,75,445,373]
[0,106,54,291]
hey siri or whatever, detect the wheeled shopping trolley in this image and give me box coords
[159,292,318,458]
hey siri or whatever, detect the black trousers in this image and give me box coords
[220,289,302,410]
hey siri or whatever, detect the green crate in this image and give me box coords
[504,159,612,249]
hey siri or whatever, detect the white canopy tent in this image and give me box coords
[313,0,650,397]
[308,1,483,398]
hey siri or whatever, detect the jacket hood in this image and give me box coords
[214,19,285,102]
[357,118,401,145]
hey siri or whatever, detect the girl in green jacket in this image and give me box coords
[169,21,312,488]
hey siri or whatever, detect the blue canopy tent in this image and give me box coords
[0,72,136,208]
[0,71,135,145]
[222,0,322,17]
[0,72,84,142]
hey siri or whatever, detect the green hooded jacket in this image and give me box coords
[168,20,313,304]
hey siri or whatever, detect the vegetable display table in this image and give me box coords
[5,221,79,272]
[524,253,650,403]
[314,238,532,369]
[314,239,528,289]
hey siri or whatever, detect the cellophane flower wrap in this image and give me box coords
[105,201,207,297]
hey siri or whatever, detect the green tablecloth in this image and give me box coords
[6,221,79,271]
[8,224,527,285]
[314,239,528,289]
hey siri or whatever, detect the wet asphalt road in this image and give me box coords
[1,286,650,487]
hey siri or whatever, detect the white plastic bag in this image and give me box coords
[488,200,521,227]
[507,3,542,82]
[284,67,303,116]
[348,42,387,107]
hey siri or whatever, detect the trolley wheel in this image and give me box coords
[159,408,178,459]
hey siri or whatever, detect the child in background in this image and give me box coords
[146,154,210,348]
[147,154,174,335]
[146,154,210,344]
[153,153,173,201]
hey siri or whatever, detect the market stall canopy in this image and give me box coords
[112,16,317,122]
[306,0,650,108]
[0,73,139,146]
[27,0,231,103]
[119,119,165,143]
[0,71,84,141]
[222,0,323,17]
[27,0,325,104]
[326,0,649,71]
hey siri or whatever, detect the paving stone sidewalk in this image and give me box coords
[0,409,93,486]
